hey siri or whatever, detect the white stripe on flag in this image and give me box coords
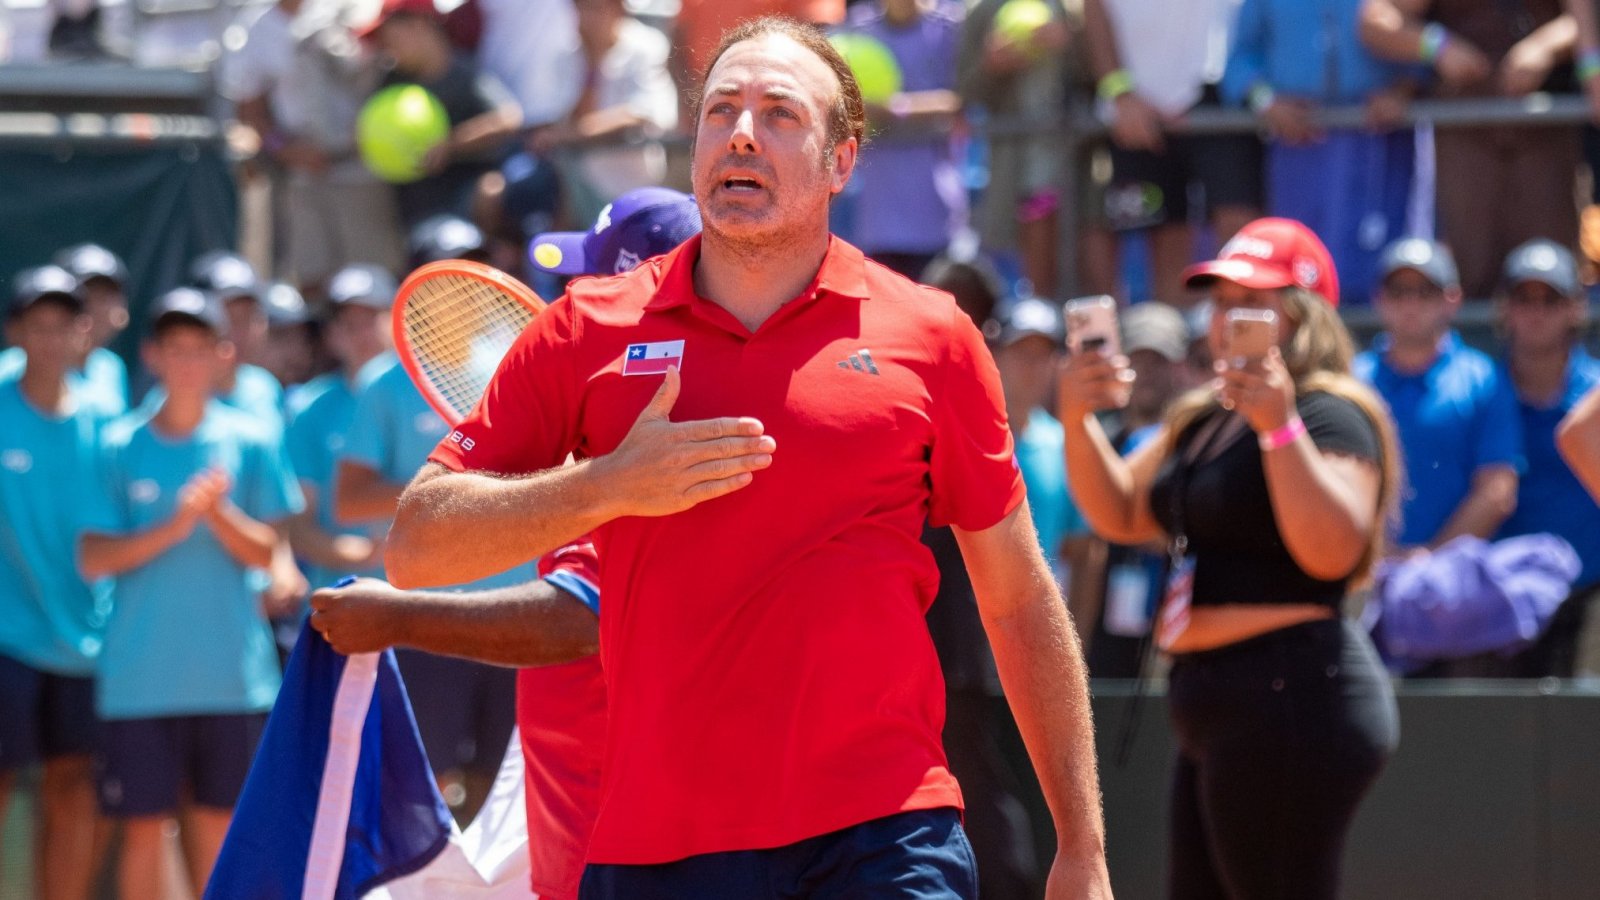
[303,652,381,900]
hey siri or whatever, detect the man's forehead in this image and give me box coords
[705,33,839,101]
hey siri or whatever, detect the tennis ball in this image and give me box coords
[357,84,451,184]
[829,33,903,107]
[994,0,1054,59]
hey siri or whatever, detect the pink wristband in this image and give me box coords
[1259,416,1307,452]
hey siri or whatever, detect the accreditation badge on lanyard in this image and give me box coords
[1155,536,1194,651]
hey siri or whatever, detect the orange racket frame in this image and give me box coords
[391,259,548,425]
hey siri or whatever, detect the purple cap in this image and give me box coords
[529,187,701,276]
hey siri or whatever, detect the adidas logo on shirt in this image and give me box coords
[836,349,879,375]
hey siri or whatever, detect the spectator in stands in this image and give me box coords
[1361,0,1580,299]
[1061,217,1400,898]
[222,0,407,288]
[260,281,318,390]
[531,0,678,227]
[923,248,1006,326]
[475,0,583,132]
[285,264,394,596]
[1226,0,1416,304]
[1083,0,1262,305]
[1080,301,1192,676]
[0,243,129,417]
[333,323,538,818]
[669,0,845,123]
[832,0,966,281]
[958,0,1090,298]
[184,251,285,423]
[1354,238,1522,554]
[0,267,113,900]
[1494,239,1600,676]
[363,0,525,230]
[80,289,302,899]
[410,213,492,268]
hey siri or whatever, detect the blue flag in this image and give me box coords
[205,624,453,900]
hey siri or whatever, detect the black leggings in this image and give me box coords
[1166,618,1399,900]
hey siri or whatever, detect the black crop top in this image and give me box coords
[1149,391,1383,609]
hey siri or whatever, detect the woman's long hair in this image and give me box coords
[1162,287,1402,584]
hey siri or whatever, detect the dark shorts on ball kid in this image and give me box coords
[579,808,978,900]
[97,712,266,816]
[0,653,99,771]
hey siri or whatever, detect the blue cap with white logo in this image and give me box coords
[529,187,701,276]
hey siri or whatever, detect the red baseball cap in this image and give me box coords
[1182,217,1341,307]
[357,0,443,39]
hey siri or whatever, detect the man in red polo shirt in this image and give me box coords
[388,16,1111,898]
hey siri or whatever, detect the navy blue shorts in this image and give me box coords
[395,649,516,776]
[579,808,978,900]
[97,713,266,816]
[0,654,98,771]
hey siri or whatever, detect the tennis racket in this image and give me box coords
[392,259,547,425]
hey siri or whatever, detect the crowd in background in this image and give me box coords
[9,0,1600,897]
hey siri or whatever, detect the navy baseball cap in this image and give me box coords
[990,295,1065,348]
[190,251,261,300]
[1503,239,1581,297]
[1378,238,1459,291]
[9,265,82,318]
[149,286,227,333]
[262,281,309,326]
[53,243,128,287]
[328,263,398,309]
[409,215,487,267]
[530,187,701,276]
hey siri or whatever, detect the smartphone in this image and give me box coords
[1224,308,1278,364]
[1064,295,1120,356]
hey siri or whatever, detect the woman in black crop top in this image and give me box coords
[1059,219,1400,899]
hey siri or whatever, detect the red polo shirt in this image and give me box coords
[430,235,1024,865]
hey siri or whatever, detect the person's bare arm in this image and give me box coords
[955,503,1111,899]
[1499,14,1577,96]
[387,367,775,589]
[78,470,217,579]
[1428,465,1519,547]
[1559,382,1600,500]
[1360,0,1493,86]
[203,500,279,571]
[334,460,404,525]
[1058,351,1169,545]
[309,577,597,666]
[446,104,525,158]
[287,483,383,571]
[1222,351,1383,581]
[80,518,193,580]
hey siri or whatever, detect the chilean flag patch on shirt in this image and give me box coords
[622,340,685,376]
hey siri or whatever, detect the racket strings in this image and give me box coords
[403,274,535,422]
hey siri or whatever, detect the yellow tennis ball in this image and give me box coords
[533,243,564,270]
[357,84,451,184]
[995,0,1054,59]
[829,33,903,107]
